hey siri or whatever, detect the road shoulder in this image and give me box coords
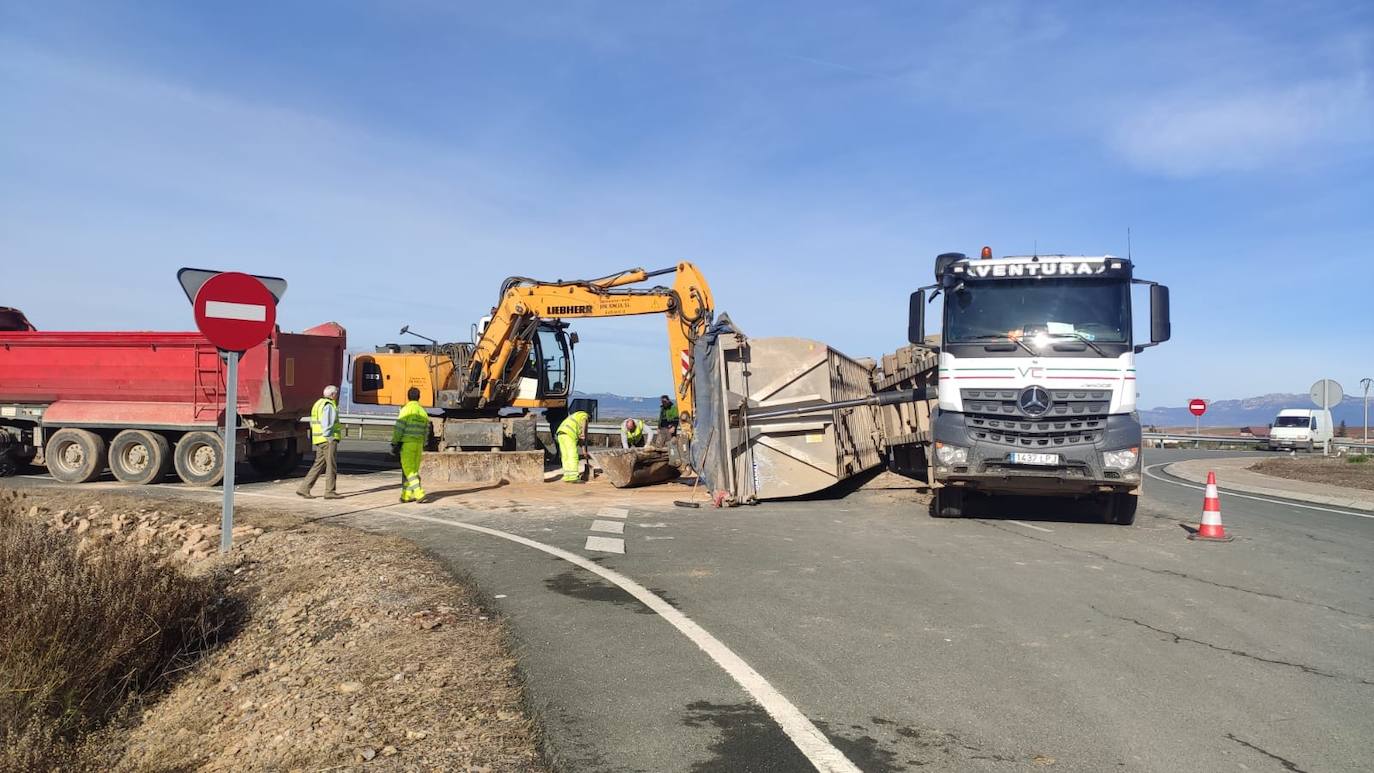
[1165,457,1374,512]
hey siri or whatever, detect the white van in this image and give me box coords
[1267,408,1334,452]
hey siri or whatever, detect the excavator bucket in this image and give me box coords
[689,316,886,504]
[591,448,681,488]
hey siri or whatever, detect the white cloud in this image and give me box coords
[1109,76,1374,176]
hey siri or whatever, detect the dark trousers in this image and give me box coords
[299,440,338,495]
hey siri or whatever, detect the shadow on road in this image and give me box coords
[942,492,1120,524]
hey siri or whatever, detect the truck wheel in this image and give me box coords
[933,487,965,518]
[249,447,303,479]
[1105,494,1138,526]
[109,430,171,485]
[175,431,225,486]
[46,428,107,484]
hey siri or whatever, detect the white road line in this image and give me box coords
[1144,463,1374,521]
[597,506,630,519]
[1007,520,1053,533]
[584,535,626,554]
[590,519,625,535]
[380,511,860,773]
[204,300,267,321]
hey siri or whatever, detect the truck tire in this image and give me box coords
[1105,494,1138,526]
[175,431,225,486]
[249,446,303,479]
[109,430,171,485]
[933,487,965,518]
[46,428,107,484]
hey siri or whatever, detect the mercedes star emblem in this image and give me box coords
[1018,386,1052,416]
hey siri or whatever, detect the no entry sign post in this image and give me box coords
[1188,398,1208,440]
[178,269,287,553]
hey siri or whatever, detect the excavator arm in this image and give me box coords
[473,262,714,435]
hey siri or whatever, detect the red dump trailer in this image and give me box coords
[0,309,346,485]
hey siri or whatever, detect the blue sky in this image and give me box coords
[3,1,1371,408]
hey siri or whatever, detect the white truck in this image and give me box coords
[1266,408,1334,452]
[901,247,1172,525]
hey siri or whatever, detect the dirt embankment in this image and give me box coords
[1249,456,1374,492]
[0,486,547,772]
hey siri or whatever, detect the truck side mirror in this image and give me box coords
[1149,285,1171,344]
[908,289,925,345]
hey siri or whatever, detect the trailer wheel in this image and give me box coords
[175,431,225,486]
[109,430,171,485]
[1105,494,1138,526]
[932,487,965,518]
[46,429,107,484]
[248,447,303,479]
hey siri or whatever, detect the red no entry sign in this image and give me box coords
[1188,399,1208,417]
[192,272,277,352]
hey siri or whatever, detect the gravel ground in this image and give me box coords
[1249,455,1374,491]
[2,486,548,772]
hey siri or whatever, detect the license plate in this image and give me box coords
[1009,452,1060,466]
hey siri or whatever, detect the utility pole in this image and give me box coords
[1362,378,1372,447]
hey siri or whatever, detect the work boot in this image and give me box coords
[296,490,314,499]
[323,492,342,500]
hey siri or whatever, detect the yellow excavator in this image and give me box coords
[351,262,714,453]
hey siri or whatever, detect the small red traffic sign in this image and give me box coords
[1188,398,1208,417]
[193,272,277,352]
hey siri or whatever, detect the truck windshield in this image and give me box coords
[1273,416,1309,427]
[945,278,1130,345]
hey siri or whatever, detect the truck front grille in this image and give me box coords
[960,389,1111,447]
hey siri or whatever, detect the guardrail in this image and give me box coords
[337,414,1372,454]
[1143,432,1374,453]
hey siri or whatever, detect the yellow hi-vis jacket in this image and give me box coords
[625,419,645,445]
[310,397,341,445]
[392,401,429,445]
[557,411,590,439]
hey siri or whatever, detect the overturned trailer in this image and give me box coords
[688,317,932,504]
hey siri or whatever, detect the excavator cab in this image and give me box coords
[512,322,575,407]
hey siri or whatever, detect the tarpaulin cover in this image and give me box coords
[688,314,737,494]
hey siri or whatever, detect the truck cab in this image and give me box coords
[909,248,1171,524]
[1267,409,1334,452]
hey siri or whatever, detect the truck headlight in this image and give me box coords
[1103,447,1139,470]
[935,443,968,465]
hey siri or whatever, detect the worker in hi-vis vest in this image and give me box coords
[620,418,647,449]
[658,395,680,438]
[298,385,342,499]
[391,387,429,503]
[557,410,591,483]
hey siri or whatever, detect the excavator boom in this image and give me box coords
[475,261,713,435]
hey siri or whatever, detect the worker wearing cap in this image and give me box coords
[391,387,429,503]
[298,385,342,499]
[556,410,591,483]
[658,395,679,438]
[621,418,647,449]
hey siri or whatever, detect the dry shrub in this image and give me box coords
[0,504,233,769]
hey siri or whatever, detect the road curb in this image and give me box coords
[1164,461,1374,513]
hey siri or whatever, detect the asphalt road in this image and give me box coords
[9,447,1373,771]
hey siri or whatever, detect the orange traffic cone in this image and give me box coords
[1189,471,1234,542]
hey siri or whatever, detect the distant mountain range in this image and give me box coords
[572,391,661,419]
[1140,393,1368,428]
